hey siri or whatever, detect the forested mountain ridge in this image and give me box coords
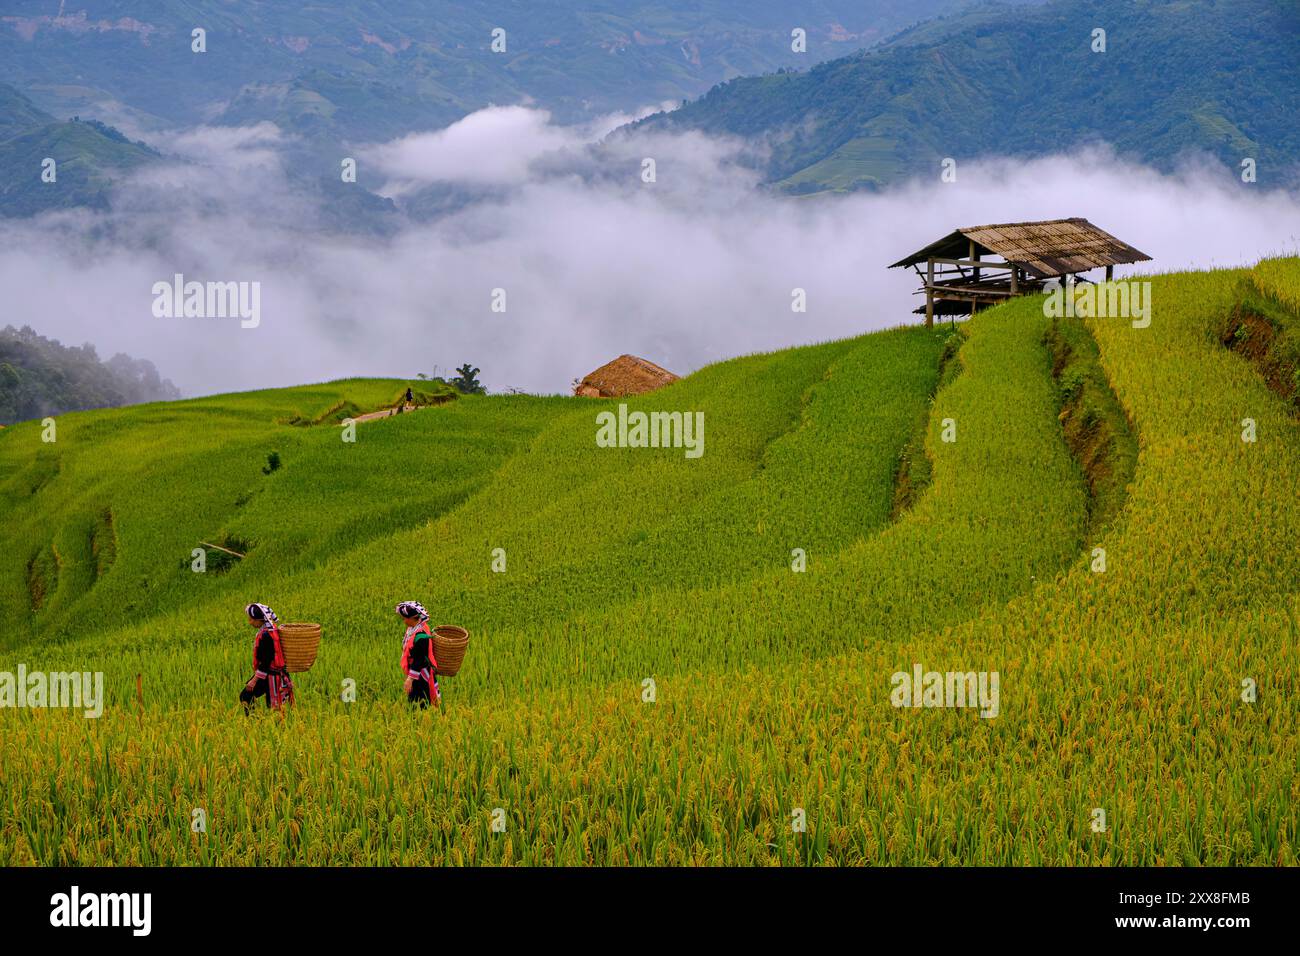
[0,1,1036,140]
[0,325,180,425]
[636,0,1300,193]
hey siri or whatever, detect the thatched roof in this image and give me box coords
[889,218,1151,278]
[575,354,679,398]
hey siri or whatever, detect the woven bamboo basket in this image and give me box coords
[279,622,321,673]
[432,625,470,677]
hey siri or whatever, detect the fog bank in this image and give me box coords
[3,108,1296,396]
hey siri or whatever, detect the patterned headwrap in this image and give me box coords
[246,602,279,624]
[395,601,428,622]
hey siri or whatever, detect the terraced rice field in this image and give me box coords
[1,260,1297,865]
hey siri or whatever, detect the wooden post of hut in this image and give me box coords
[925,258,935,327]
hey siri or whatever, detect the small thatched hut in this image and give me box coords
[574,354,679,398]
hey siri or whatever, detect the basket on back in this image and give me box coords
[279,622,321,673]
[432,625,470,677]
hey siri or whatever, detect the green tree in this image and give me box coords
[450,364,486,395]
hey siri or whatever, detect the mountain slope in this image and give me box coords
[0,0,1040,140]
[0,81,52,137]
[638,0,1300,192]
[0,83,156,216]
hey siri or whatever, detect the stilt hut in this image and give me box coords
[889,218,1151,325]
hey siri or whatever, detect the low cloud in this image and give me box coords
[1,108,1297,398]
[164,121,289,170]
[363,102,679,193]
[365,106,577,190]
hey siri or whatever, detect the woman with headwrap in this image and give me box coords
[396,601,440,709]
[240,603,294,714]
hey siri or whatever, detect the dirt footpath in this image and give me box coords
[349,404,417,424]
